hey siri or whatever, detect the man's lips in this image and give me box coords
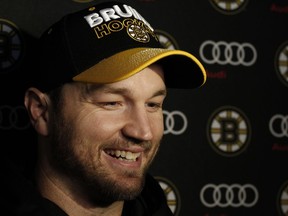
[103,147,144,169]
[105,149,141,161]
[103,145,149,171]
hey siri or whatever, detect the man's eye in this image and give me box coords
[104,102,118,106]
[99,102,121,109]
[146,102,162,111]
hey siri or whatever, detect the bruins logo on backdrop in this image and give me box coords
[277,180,288,216]
[0,19,24,73]
[209,0,249,15]
[275,41,288,88]
[155,176,181,215]
[155,29,179,50]
[207,106,251,157]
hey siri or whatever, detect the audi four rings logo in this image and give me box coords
[207,106,251,156]
[0,105,30,130]
[199,40,257,66]
[163,110,188,135]
[155,176,181,215]
[0,19,23,73]
[209,0,249,15]
[155,29,179,50]
[277,181,288,216]
[275,41,288,87]
[269,114,288,138]
[200,183,258,208]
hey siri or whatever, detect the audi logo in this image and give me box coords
[269,114,288,138]
[163,110,187,135]
[199,40,257,66]
[200,183,258,208]
[0,105,30,130]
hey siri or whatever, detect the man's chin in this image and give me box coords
[115,177,145,200]
[86,176,145,205]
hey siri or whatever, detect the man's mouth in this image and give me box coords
[105,150,141,162]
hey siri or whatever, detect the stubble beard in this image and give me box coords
[48,108,158,206]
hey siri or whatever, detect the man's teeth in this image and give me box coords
[106,150,140,161]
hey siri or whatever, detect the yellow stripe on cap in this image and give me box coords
[72,47,206,86]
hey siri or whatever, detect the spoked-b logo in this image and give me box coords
[0,19,24,73]
[207,106,251,156]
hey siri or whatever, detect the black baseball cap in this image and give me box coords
[35,0,206,91]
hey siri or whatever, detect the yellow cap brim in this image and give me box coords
[73,47,206,88]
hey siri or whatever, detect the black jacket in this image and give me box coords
[2,158,173,216]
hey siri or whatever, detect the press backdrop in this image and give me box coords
[0,0,287,215]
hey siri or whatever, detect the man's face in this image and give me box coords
[48,64,166,204]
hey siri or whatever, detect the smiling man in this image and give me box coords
[19,1,206,215]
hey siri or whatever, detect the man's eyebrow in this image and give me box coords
[87,86,133,95]
[153,89,167,98]
[102,87,167,98]
[86,84,167,98]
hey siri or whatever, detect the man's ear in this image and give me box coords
[24,87,50,136]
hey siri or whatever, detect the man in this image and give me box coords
[15,1,206,215]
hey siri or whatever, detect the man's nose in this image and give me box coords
[121,108,153,141]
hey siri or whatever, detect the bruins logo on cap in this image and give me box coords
[84,4,158,43]
[127,22,150,43]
